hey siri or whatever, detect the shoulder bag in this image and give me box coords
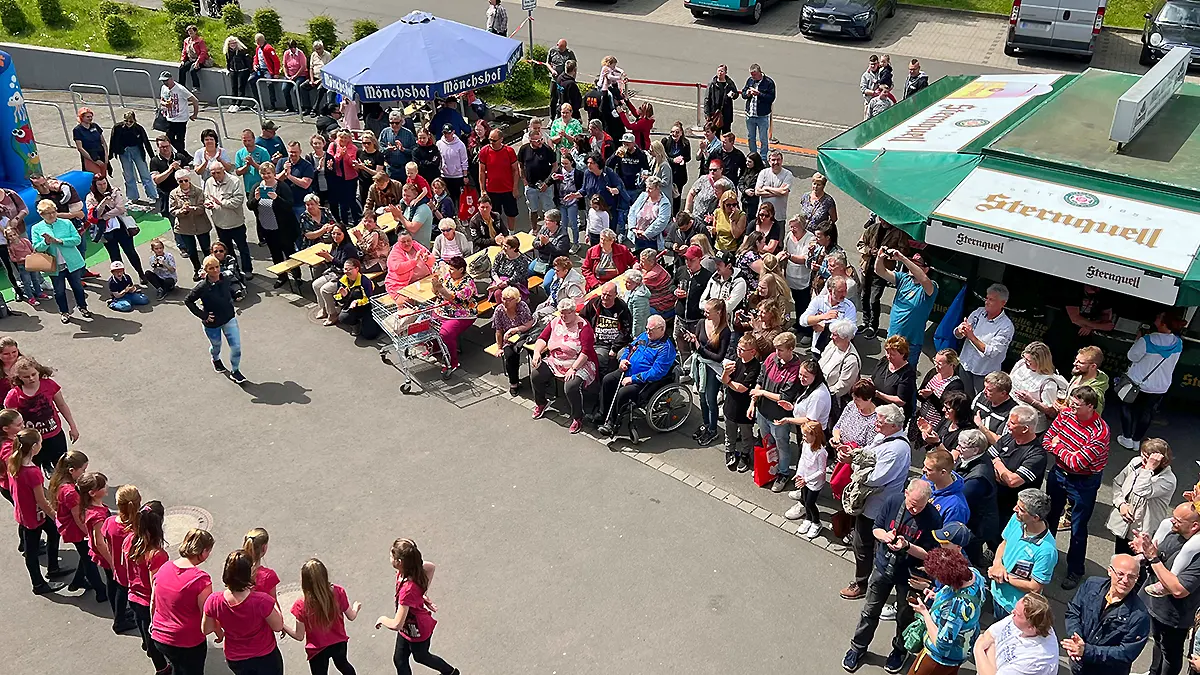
[1115,335,1176,404]
[25,251,55,273]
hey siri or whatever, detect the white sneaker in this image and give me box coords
[796,520,813,536]
[880,602,897,621]
[228,105,240,113]
[804,522,822,540]
[785,503,806,521]
[1116,435,1136,450]
[787,489,804,501]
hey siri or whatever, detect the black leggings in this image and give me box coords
[310,641,356,675]
[156,641,206,675]
[0,244,19,296]
[262,228,300,280]
[144,272,177,294]
[393,634,454,675]
[105,567,135,627]
[38,432,68,475]
[228,647,284,675]
[130,601,169,672]
[104,227,145,277]
[20,519,60,589]
[530,360,585,421]
[69,539,107,601]
[502,343,523,385]
[800,485,821,524]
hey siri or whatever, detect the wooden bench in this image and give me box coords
[475,276,543,315]
[266,260,304,276]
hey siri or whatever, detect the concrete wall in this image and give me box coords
[1,42,233,105]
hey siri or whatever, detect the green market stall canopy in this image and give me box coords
[818,69,1200,306]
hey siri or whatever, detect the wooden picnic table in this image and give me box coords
[290,212,402,267]
[395,231,537,305]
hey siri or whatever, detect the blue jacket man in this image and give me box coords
[741,65,776,158]
[581,159,624,212]
[922,449,971,528]
[429,98,472,140]
[597,316,676,437]
[1063,556,1150,675]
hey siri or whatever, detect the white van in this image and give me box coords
[1004,0,1107,61]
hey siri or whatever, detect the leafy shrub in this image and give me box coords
[96,0,121,18]
[306,15,337,49]
[161,0,192,14]
[0,0,29,35]
[170,12,198,47]
[527,43,550,85]
[351,18,377,42]
[228,23,255,50]
[253,7,282,46]
[37,0,68,27]
[104,14,134,48]
[502,60,535,102]
[221,2,245,27]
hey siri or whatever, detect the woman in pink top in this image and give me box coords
[375,538,459,675]
[102,484,141,633]
[204,550,297,675]
[331,130,360,225]
[243,526,280,600]
[384,231,434,299]
[152,529,217,675]
[5,355,80,474]
[123,500,170,674]
[290,558,362,674]
[528,301,599,433]
[8,428,69,593]
[48,450,106,602]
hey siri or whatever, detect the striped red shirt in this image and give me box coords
[1044,408,1109,475]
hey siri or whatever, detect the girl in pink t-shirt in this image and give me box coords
[243,527,280,600]
[375,538,458,675]
[203,551,297,673]
[48,450,107,601]
[123,500,170,674]
[102,484,141,633]
[8,428,69,593]
[4,356,80,474]
[67,469,108,603]
[289,558,361,673]
[0,409,25,551]
[152,528,216,675]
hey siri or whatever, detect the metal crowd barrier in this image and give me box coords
[24,100,73,148]
[216,96,265,142]
[68,83,117,125]
[113,68,158,111]
[253,77,302,119]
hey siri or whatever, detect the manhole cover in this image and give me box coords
[162,506,213,550]
[276,582,302,628]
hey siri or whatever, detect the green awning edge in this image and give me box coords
[819,75,978,151]
[818,148,981,240]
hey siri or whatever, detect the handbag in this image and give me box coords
[752,443,778,488]
[531,258,550,277]
[152,111,171,132]
[1115,337,1174,403]
[24,252,54,273]
[902,618,927,654]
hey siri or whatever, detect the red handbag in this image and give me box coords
[752,444,778,488]
[830,461,853,500]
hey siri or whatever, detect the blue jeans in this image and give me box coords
[15,263,44,298]
[746,115,770,157]
[907,342,923,367]
[248,68,278,108]
[560,201,580,244]
[119,148,157,201]
[204,317,241,371]
[51,267,88,313]
[756,409,793,478]
[698,362,720,430]
[540,267,557,295]
[109,292,149,312]
[1045,467,1103,577]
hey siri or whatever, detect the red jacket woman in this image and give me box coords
[619,103,655,151]
[582,238,635,290]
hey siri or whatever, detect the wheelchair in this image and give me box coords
[609,364,693,443]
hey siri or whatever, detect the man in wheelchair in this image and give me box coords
[597,315,678,438]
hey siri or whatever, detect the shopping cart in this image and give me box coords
[371,297,451,393]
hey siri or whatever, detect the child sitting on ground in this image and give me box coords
[144,239,177,299]
[107,261,149,312]
[5,219,47,305]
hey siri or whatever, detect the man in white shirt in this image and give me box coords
[974,592,1059,675]
[754,149,792,220]
[955,283,1015,397]
[800,275,857,354]
[158,71,199,154]
[486,0,508,35]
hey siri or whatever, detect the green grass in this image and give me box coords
[900,0,1153,29]
[0,0,227,63]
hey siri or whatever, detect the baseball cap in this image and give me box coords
[442,124,454,134]
[932,522,972,548]
[683,245,704,260]
[621,132,636,143]
[158,71,172,82]
[261,120,278,130]
[110,261,125,271]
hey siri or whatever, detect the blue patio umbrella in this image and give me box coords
[320,11,524,103]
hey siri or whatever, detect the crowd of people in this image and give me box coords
[8,24,1200,675]
[0,340,459,675]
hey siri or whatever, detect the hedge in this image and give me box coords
[0,0,29,35]
[104,13,134,48]
[221,2,245,28]
[37,0,68,27]
[351,18,377,42]
[253,7,283,46]
[307,14,337,49]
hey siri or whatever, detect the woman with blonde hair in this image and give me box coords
[1008,340,1066,433]
[151,528,216,675]
[648,140,673,197]
[689,232,717,272]
[1107,438,1176,556]
[915,348,965,432]
[751,252,790,323]
[242,526,279,600]
[223,36,252,109]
